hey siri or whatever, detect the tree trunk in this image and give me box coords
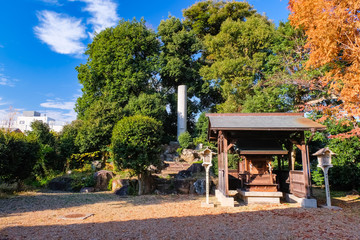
[138,171,154,195]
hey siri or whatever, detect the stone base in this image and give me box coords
[215,189,235,207]
[201,202,215,208]
[238,190,283,204]
[320,205,342,210]
[285,193,317,208]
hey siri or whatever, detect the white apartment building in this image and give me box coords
[1,111,64,132]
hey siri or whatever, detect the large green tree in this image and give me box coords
[183,0,256,39]
[75,19,160,119]
[200,16,276,112]
[157,16,206,135]
[75,19,161,152]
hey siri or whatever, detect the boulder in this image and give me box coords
[195,143,203,150]
[94,170,114,191]
[111,179,129,192]
[174,179,190,194]
[154,178,175,194]
[80,187,95,193]
[193,179,206,195]
[168,141,180,153]
[180,149,199,163]
[115,185,128,197]
[175,170,192,179]
[48,176,73,191]
[186,163,204,174]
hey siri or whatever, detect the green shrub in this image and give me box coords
[312,168,325,186]
[327,137,360,190]
[178,131,192,149]
[68,151,102,169]
[111,115,163,194]
[0,130,40,182]
[70,173,95,191]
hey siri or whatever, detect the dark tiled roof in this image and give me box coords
[206,113,326,131]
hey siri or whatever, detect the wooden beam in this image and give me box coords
[226,143,234,152]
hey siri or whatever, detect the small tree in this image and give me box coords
[111,115,163,195]
[178,131,192,149]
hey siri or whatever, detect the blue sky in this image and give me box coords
[0,0,289,124]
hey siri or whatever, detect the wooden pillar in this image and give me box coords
[300,133,311,198]
[217,131,222,194]
[291,147,296,171]
[224,134,229,196]
[288,144,296,171]
[306,145,313,196]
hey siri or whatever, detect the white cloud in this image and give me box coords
[40,98,77,123]
[44,109,77,124]
[40,99,75,110]
[0,97,8,106]
[34,10,87,55]
[41,0,63,5]
[0,65,17,87]
[73,0,119,37]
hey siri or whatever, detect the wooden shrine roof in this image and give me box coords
[206,113,326,140]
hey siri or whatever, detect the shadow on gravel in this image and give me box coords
[0,191,200,217]
[1,206,359,240]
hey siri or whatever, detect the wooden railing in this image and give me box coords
[289,170,306,198]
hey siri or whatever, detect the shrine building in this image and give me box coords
[206,113,326,207]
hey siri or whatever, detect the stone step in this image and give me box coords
[164,167,190,171]
[160,170,183,175]
[166,164,190,167]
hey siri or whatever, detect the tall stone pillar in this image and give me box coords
[177,85,187,139]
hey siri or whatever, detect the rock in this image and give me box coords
[115,185,128,197]
[161,142,180,162]
[193,179,206,195]
[174,179,190,194]
[80,187,94,193]
[175,170,192,179]
[94,170,114,191]
[186,163,204,174]
[91,161,102,171]
[169,141,180,152]
[180,149,199,163]
[48,176,73,191]
[154,178,174,194]
[189,180,197,194]
[111,179,129,192]
[195,143,203,150]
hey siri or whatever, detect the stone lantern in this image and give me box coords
[200,147,216,207]
[313,147,336,208]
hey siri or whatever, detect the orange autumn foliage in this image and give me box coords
[289,0,360,118]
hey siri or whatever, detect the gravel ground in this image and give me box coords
[0,190,359,240]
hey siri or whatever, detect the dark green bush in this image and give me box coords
[312,168,325,186]
[0,130,40,181]
[309,117,360,190]
[327,137,360,190]
[58,120,82,165]
[111,115,163,173]
[178,131,192,149]
[111,115,163,194]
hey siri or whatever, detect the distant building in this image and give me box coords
[1,111,64,132]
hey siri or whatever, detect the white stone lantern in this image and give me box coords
[313,147,336,208]
[314,147,334,168]
[200,147,215,207]
[201,147,214,167]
